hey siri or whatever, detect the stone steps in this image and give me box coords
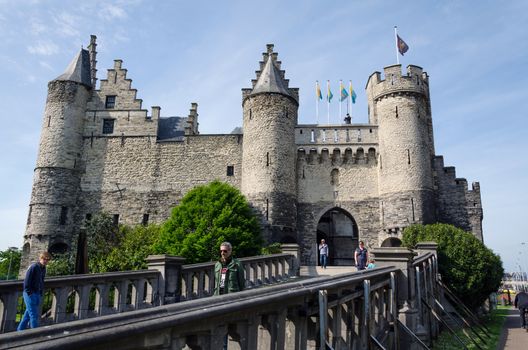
[300,265,358,277]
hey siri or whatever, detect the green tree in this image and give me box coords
[154,180,262,263]
[101,224,161,272]
[0,247,21,280]
[85,212,121,273]
[402,223,503,310]
[46,253,75,276]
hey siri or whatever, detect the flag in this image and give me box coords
[349,82,357,104]
[327,82,333,102]
[340,82,349,102]
[397,35,409,56]
[316,82,322,100]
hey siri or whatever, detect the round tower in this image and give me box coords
[21,48,93,272]
[366,64,435,235]
[241,44,299,243]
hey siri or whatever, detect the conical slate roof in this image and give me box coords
[250,46,291,97]
[53,49,92,87]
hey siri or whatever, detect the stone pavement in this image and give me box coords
[498,307,528,349]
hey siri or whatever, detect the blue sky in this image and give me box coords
[1,0,527,272]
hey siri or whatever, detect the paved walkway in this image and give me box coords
[498,308,527,349]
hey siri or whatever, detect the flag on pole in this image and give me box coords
[327,82,333,102]
[349,82,357,104]
[397,35,409,56]
[316,81,322,100]
[340,81,349,102]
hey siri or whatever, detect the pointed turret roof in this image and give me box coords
[250,44,291,97]
[53,49,92,88]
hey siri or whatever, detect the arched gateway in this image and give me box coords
[316,208,358,266]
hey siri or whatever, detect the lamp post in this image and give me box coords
[6,247,18,280]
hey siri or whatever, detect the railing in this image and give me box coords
[0,267,400,350]
[0,252,297,333]
[180,253,294,301]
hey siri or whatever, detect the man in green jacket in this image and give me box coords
[214,242,245,295]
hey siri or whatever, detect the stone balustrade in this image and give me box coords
[0,245,441,349]
[0,250,298,333]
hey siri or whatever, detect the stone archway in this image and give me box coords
[316,207,358,266]
[381,237,402,247]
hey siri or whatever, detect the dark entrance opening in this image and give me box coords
[316,208,358,266]
[381,237,402,247]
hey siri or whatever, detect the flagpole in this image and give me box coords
[349,80,352,122]
[315,81,319,124]
[394,26,399,65]
[327,80,330,125]
[339,80,342,124]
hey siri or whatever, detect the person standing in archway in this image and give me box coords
[355,241,368,270]
[319,239,329,269]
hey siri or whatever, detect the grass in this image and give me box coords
[432,306,508,350]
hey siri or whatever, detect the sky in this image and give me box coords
[0,0,527,273]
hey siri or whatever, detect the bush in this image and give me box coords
[402,223,503,310]
[0,248,21,280]
[46,253,75,276]
[154,181,262,263]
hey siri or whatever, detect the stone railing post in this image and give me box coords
[146,255,185,305]
[281,243,300,277]
[370,247,420,350]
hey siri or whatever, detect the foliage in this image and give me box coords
[261,243,282,255]
[46,253,75,276]
[154,180,262,263]
[432,306,507,349]
[85,212,121,273]
[0,247,21,280]
[99,224,161,272]
[402,223,504,310]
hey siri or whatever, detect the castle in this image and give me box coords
[20,35,483,269]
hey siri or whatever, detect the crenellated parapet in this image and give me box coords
[366,64,429,102]
[184,103,199,136]
[297,146,377,166]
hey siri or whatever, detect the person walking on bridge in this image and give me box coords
[319,239,329,269]
[514,291,528,329]
[214,242,245,296]
[17,251,51,331]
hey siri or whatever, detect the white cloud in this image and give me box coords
[39,60,54,71]
[30,20,47,35]
[99,3,127,21]
[27,40,58,55]
[53,11,81,38]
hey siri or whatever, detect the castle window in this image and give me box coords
[266,152,270,166]
[357,129,362,142]
[105,95,116,109]
[407,149,411,164]
[85,213,92,222]
[322,129,326,142]
[299,129,303,134]
[113,214,120,227]
[346,129,350,142]
[334,129,338,142]
[102,119,115,134]
[59,206,68,225]
[249,109,252,120]
[330,169,340,186]
[395,106,399,118]
[27,206,32,225]
[142,214,149,226]
[310,130,315,143]
[226,165,234,176]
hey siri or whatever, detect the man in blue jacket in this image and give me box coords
[17,251,51,331]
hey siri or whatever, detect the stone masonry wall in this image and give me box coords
[79,134,243,227]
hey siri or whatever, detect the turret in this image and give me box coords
[241,44,299,243]
[21,43,94,273]
[366,65,435,233]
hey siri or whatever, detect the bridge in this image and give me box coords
[0,243,464,349]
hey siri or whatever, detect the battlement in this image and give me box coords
[366,64,429,102]
[297,146,377,166]
[295,124,378,145]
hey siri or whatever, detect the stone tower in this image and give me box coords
[21,48,93,271]
[241,44,299,243]
[366,65,435,235]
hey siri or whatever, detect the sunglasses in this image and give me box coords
[220,249,229,253]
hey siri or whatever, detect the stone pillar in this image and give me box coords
[370,247,423,350]
[146,255,185,305]
[415,242,438,258]
[281,243,301,276]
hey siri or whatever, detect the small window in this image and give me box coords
[226,165,234,176]
[142,214,149,226]
[103,119,115,134]
[105,95,116,109]
[85,213,92,222]
[113,214,120,227]
[59,206,68,225]
[310,130,315,143]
